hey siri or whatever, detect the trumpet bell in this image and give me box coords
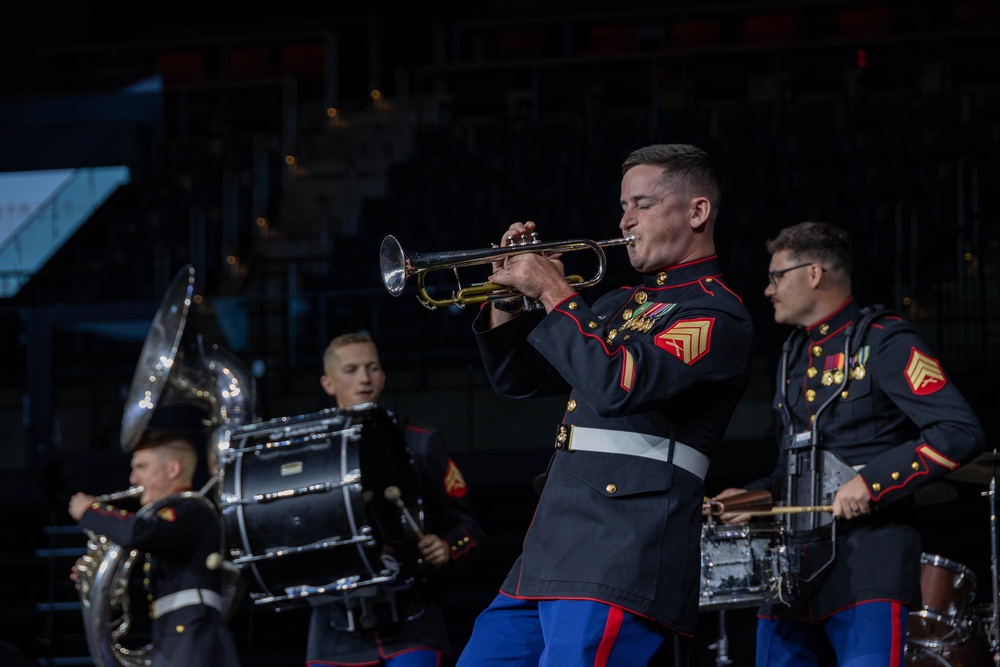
[380,235,407,297]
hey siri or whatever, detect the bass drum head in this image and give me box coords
[355,407,423,572]
[222,406,423,601]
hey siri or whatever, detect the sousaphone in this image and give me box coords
[78,264,255,667]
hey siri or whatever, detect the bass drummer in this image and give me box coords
[306,332,485,667]
[714,222,985,665]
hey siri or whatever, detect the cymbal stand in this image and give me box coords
[707,609,733,666]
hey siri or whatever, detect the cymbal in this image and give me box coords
[914,480,958,506]
[947,451,1000,485]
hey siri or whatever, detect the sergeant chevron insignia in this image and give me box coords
[905,348,947,395]
[156,507,177,522]
[654,318,714,365]
[443,459,468,497]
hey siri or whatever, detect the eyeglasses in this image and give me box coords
[767,263,814,287]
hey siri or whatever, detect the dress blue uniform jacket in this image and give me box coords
[473,255,754,636]
[746,297,985,621]
[79,492,242,667]
[305,415,485,665]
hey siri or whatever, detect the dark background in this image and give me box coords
[0,1,998,664]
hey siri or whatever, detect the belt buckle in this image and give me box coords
[554,424,571,451]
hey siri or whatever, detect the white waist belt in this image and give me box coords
[565,426,711,481]
[152,588,223,619]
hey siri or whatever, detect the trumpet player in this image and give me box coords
[69,430,242,667]
[457,143,756,666]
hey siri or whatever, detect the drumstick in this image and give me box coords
[384,485,425,539]
[744,505,834,516]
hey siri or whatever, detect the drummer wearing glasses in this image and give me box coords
[714,221,984,665]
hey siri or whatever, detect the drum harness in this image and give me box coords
[778,305,889,583]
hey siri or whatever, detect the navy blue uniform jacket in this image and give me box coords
[474,256,754,635]
[747,298,984,621]
[78,493,241,667]
[305,416,485,664]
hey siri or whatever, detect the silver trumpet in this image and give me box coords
[380,233,635,310]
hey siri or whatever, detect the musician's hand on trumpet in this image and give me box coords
[488,221,574,322]
[832,474,872,520]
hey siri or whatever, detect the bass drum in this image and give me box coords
[220,405,422,607]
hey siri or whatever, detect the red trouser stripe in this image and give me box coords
[594,605,624,666]
[890,601,903,666]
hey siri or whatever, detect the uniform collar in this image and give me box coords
[805,296,860,341]
[641,255,721,288]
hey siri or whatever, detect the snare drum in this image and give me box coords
[908,553,978,647]
[905,638,992,667]
[699,522,796,611]
[220,406,422,606]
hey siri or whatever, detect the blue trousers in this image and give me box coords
[456,593,668,667]
[756,601,908,666]
[306,649,440,667]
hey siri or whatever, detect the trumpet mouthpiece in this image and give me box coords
[384,485,401,502]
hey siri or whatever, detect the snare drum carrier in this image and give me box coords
[777,307,889,576]
[219,404,426,628]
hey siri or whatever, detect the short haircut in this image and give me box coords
[323,332,376,374]
[135,429,197,471]
[766,221,853,276]
[621,143,722,210]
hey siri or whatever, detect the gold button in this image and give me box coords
[175,625,185,633]
[656,272,667,285]
[806,389,816,402]
[606,484,617,494]
[807,367,818,378]
[809,415,816,424]
[841,391,849,399]
[143,562,151,573]
[588,321,598,329]
[606,329,617,344]
[872,483,881,492]
[812,345,823,357]
[568,301,578,310]
[567,399,577,412]
[776,402,783,409]
[635,292,648,305]
[819,323,830,335]
[705,277,713,283]
[891,472,900,480]
[623,309,633,320]
[912,462,920,470]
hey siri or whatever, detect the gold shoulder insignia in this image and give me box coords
[443,459,468,498]
[905,348,946,395]
[156,507,177,522]
[654,318,715,365]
